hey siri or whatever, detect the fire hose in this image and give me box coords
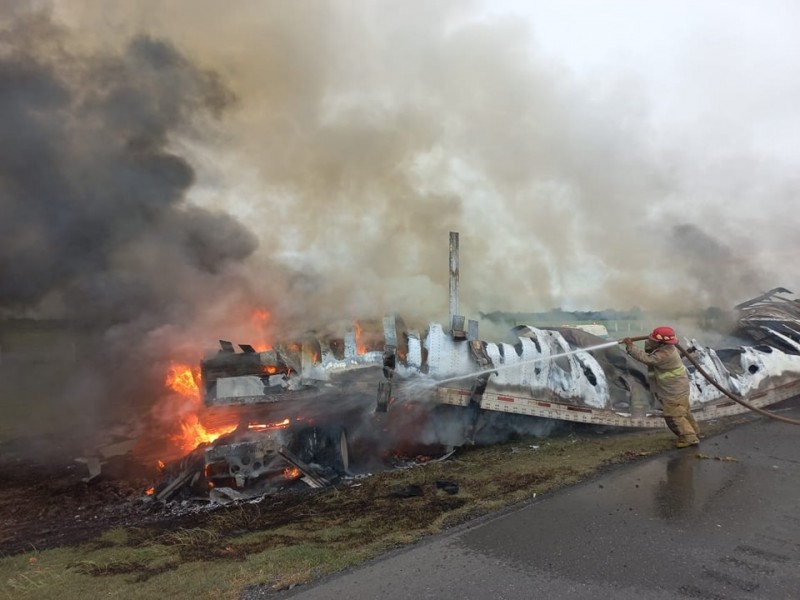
[619,336,800,426]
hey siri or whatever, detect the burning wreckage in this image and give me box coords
[148,288,800,504]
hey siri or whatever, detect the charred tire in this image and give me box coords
[290,426,350,476]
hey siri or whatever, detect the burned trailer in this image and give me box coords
[197,326,388,491]
[193,303,800,494]
[383,318,800,432]
[200,322,392,406]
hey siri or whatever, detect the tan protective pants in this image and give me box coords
[660,392,700,445]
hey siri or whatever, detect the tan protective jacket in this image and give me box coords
[627,343,690,402]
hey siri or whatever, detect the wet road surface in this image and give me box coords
[272,406,800,600]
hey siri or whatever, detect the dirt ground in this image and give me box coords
[0,430,443,558]
[0,425,651,559]
[0,442,160,556]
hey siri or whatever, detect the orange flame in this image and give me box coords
[164,362,237,453]
[283,466,301,480]
[165,362,201,397]
[354,321,367,354]
[171,414,237,453]
[251,308,273,352]
[145,487,155,496]
[248,418,290,431]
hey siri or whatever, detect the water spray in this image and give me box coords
[431,340,621,387]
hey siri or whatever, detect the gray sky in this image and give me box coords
[508,0,800,305]
[500,1,800,161]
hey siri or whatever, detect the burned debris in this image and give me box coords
[138,233,800,506]
[734,287,800,352]
[141,324,392,505]
[141,287,800,507]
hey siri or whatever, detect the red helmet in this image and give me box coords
[649,326,678,345]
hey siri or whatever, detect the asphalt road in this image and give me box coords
[271,405,800,600]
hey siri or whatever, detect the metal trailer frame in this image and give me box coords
[431,378,800,429]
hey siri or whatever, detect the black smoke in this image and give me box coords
[0,9,258,449]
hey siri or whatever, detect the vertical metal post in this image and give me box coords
[449,231,459,330]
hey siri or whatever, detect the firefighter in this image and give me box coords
[623,326,701,448]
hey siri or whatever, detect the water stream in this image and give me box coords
[401,339,621,392]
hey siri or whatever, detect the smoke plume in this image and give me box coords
[0,6,266,447]
[2,2,796,450]
[50,0,794,319]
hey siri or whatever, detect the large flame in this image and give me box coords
[159,307,275,455]
[165,362,201,396]
[165,361,236,453]
[172,413,236,453]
